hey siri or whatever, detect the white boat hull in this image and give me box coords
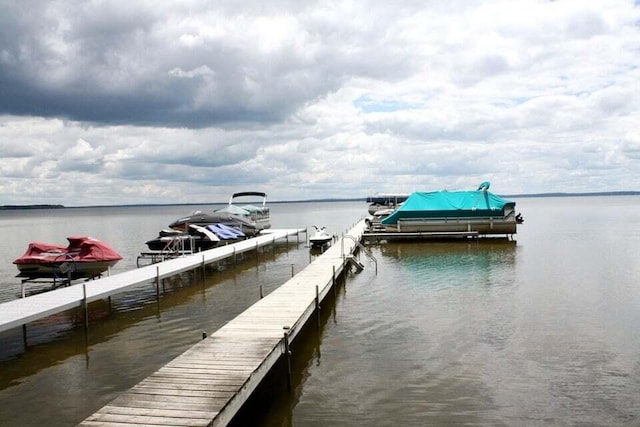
[309,237,333,248]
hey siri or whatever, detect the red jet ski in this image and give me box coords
[13,236,122,279]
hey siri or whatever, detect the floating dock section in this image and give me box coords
[80,219,368,426]
[0,229,303,336]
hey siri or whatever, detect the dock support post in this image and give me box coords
[283,326,292,391]
[82,283,89,332]
[291,264,294,278]
[256,241,259,261]
[22,324,27,349]
[202,331,207,340]
[260,283,264,299]
[201,255,206,287]
[332,265,336,297]
[155,266,160,302]
[233,247,237,265]
[315,285,321,329]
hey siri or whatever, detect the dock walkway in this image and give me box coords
[80,219,367,426]
[0,229,303,335]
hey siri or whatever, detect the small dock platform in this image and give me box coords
[0,229,303,335]
[80,220,367,426]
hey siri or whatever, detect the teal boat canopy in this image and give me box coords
[381,187,515,225]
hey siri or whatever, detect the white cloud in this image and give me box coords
[1,0,639,206]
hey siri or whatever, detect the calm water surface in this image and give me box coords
[1,197,639,426]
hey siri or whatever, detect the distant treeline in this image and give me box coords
[505,191,640,198]
[0,204,65,210]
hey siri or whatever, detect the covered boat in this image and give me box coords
[145,222,248,252]
[13,236,122,279]
[380,182,522,235]
[168,191,270,236]
[205,223,246,240]
[168,212,258,236]
[366,193,409,215]
[145,224,221,252]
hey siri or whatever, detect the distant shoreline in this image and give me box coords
[504,191,640,198]
[0,204,65,210]
[1,191,639,211]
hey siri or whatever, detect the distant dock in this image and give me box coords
[0,229,304,337]
[80,219,368,426]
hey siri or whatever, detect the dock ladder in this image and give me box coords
[343,234,377,274]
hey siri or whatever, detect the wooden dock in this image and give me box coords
[80,219,368,426]
[0,229,303,335]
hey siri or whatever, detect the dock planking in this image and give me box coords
[0,229,303,335]
[80,219,367,426]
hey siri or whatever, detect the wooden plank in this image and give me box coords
[83,412,212,426]
[81,422,161,427]
[141,378,241,390]
[109,392,228,407]
[148,372,247,384]
[127,387,233,399]
[97,398,220,412]
[130,385,236,399]
[156,367,253,376]
[97,406,218,419]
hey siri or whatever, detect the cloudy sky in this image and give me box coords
[1,0,639,206]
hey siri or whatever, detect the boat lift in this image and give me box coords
[136,235,195,267]
[17,264,110,297]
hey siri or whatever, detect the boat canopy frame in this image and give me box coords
[229,192,268,208]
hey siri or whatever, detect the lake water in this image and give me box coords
[0,197,639,426]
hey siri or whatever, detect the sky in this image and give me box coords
[1,0,639,206]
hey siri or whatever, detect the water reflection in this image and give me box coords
[380,239,517,291]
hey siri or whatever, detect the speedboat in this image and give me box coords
[168,191,270,237]
[309,226,333,249]
[13,236,122,279]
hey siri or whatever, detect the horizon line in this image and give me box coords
[2,190,640,210]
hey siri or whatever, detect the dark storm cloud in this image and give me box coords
[0,1,416,128]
